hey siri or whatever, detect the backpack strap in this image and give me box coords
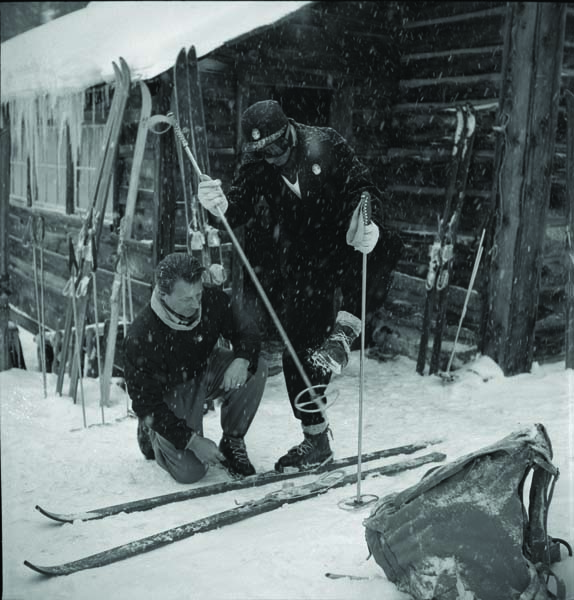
[526,455,559,565]
[535,563,566,600]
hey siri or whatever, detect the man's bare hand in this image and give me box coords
[186,435,225,465]
[223,358,249,391]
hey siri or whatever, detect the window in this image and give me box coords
[8,88,115,220]
[36,125,67,209]
[75,122,114,216]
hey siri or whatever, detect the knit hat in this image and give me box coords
[241,100,289,152]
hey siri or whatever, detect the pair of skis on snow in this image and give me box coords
[416,104,477,376]
[24,440,446,576]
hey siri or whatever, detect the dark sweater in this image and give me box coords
[123,286,261,449]
[225,120,385,279]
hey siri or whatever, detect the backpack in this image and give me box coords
[364,424,570,600]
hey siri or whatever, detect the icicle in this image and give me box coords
[4,90,85,207]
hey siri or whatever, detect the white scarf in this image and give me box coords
[150,286,201,331]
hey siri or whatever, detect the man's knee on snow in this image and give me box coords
[169,455,208,484]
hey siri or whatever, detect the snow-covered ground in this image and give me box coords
[1,327,573,600]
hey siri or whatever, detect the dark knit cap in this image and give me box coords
[241,100,289,152]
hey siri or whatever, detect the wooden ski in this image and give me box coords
[99,81,152,409]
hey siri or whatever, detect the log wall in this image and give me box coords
[378,1,572,363]
[6,1,570,368]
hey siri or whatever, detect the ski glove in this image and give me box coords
[346,202,380,254]
[198,176,229,216]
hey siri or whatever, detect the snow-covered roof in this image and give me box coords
[1,1,311,103]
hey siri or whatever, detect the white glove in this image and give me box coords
[209,263,227,286]
[198,176,228,217]
[346,202,380,254]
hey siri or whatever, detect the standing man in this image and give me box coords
[123,252,267,483]
[198,100,403,472]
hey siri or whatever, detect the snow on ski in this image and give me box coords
[24,452,446,577]
[34,440,441,524]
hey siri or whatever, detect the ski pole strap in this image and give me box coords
[90,228,98,272]
[167,112,204,180]
[168,112,190,151]
[22,216,34,248]
[33,215,45,246]
[147,114,174,136]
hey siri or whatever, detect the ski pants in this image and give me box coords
[242,231,402,429]
[147,347,267,484]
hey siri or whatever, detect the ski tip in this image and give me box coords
[24,560,54,576]
[424,438,443,446]
[35,505,73,524]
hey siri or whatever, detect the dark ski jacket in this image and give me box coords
[225,120,387,279]
[123,286,261,450]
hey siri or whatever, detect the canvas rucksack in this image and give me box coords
[364,424,571,600]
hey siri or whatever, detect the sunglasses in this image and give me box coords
[262,139,290,158]
[250,128,291,160]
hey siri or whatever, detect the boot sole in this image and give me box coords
[274,452,334,474]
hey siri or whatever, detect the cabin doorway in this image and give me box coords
[267,87,333,127]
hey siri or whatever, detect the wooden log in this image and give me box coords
[384,185,489,232]
[398,73,501,104]
[383,159,493,195]
[401,45,504,79]
[0,126,11,371]
[9,255,151,333]
[403,5,506,28]
[483,2,567,375]
[392,99,499,114]
[565,90,574,369]
[386,271,482,328]
[399,11,506,53]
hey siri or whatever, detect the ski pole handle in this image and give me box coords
[361,191,371,226]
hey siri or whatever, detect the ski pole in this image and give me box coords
[445,228,485,376]
[339,192,378,510]
[25,215,48,397]
[66,237,87,427]
[168,113,319,403]
[86,232,104,424]
[36,216,48,397]
[355,192,370,505]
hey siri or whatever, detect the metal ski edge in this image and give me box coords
[24,452,446,577]
[34,440,443,523]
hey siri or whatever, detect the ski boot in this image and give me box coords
[275,426,334,472]
[219,435,256,478]
[137,418,155,460]
[310,311,361,375]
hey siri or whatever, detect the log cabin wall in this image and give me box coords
[379,1,572,363]
[195,1,403,331]
[545,3,574,360]
[6,1,571,367]
[7,82,158,337]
